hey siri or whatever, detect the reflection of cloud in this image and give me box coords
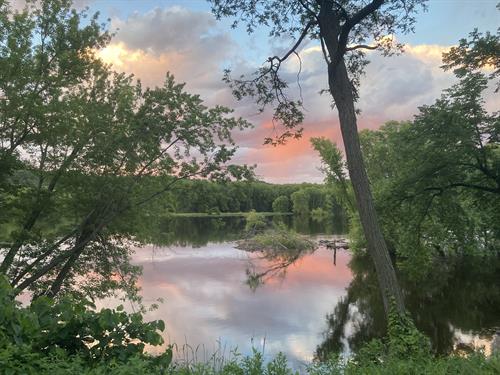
[99,244,352,366]
[453,328,495,357]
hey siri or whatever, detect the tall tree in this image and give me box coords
[209,0,427,314]
[0,0,251,299]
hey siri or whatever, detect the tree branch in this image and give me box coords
[270,20,315,64]
[297,0,319,21]
[337,0,385,59]
[345,44,379,51]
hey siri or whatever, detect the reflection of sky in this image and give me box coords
[99,242,352,369]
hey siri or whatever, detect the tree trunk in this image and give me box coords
[328,59,405,314]
[1,146,82,275]
[0,208,42,274]
[46,238,87,297]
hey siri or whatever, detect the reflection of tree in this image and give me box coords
[245,246,313,291]
[135,215,347,248]
[134,217,245,247]
[316,253,500,359]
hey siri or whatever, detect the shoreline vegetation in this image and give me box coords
[170,212,294,218]
[2,273,499,374]
[1,0,499,374]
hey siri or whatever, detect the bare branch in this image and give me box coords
[345,44,379,51]
[293,51,304,105]
[271,20,315,64]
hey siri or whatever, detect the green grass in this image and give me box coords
[2,348,499,375]
[237,228,316,252]
[170,212,292,218]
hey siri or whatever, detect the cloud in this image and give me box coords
[223,42,462,182]
[98,6,495,183]
[99,7,239,108]
[9,0,92,10]
[111,7,218,55]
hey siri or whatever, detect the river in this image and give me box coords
[99,215,500,371]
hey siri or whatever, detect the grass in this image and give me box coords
[237,228,316,253]
[2,347,498,374]
[170,212,293,218]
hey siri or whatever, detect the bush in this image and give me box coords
[0,276,172,373]
[245,210,267,232]
[238,227,316,253]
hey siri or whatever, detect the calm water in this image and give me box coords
[101,216,500,369]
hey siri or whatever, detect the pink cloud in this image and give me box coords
[98,8,497,182]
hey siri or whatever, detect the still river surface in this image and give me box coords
[100,216,500,369]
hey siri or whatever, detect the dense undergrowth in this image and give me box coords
[1,276,498,375]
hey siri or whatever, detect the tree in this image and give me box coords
[209,0,428,314]
[272,195,291,213]
[356,38,499,277]
[291,189,309,216]
[0,0,251,299]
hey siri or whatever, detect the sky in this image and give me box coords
[25,0,500,183]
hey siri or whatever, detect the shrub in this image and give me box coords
[245,210,267,232]
[0,276,172,372]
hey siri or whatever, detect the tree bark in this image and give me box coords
[318,2,405,315]
[328,59,405,314]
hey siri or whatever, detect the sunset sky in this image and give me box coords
[56,1,500,182]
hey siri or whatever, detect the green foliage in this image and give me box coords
[358,71,499,278]
[310,207,328,223]
[310,137,364,251]
[0,275,172,373]
[353,301,430,365]
[272,195,291,213]
[0,0,252,299]
[442,27,500,91]
[290,190,309,216]
[386,303,430,358]
[312,29,500,277]
[245,210,267,232]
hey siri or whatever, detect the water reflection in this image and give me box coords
[125,241,352,368]
[134,215,347,248]
[315,253,500,359]
[101,216,499,368]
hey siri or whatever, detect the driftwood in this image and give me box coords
[318,238,349,250]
